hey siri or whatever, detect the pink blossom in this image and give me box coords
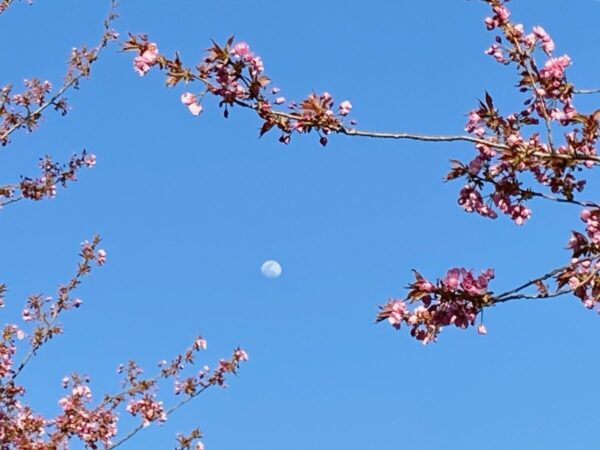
[443,268,461,290]
[387,300,406,327]
[188,103,203,116]
[133,43,159,76]
[84,153,96,167]
[97,249,107,266]
[477,324,487,335]
[181,92,203,116]
[127,396,167,427]
[485,44,505,63]
[141,44,159,64]
[234,349,249,361]
[508,204,532,225]
[231,42,251,59]
[494,5,509,22]
[584,299,595,309]
[465,110,484,135]
[22,308,33,321]
[195,337,207,350]
[181,92,197,105]
[274,97,286,105]
[540,55,571,81]
[533,26,555,54]
[339,100,352,116]
[250,56,264,75]
[568,276,580,290]
[524,33,537,47]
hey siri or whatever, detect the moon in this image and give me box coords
[261,260,282,279]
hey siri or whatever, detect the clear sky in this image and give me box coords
[2,1,600,449]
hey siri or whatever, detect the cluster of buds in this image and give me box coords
[557,257,600,311]
[0,79,53,145]
[559,208,600,310]
[176,428,205,450]
[0,329,246,448]
[8,151,96,204]
[54,381,118,447]
[376,268,494,344]
[126,395,167,427]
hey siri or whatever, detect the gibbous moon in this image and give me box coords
[261,260,282,278]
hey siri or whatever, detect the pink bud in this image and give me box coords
[188,103,203,116]
[181,92,197,106]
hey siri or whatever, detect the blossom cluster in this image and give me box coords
[0,79,53,145]
[176,428,205,450]
[0,3,243,448]
[0,150,97,207]
[124,35,355,146]
[558,208,600,310]
[379,0,600,343]
[54,382,118,447]
[376,268,495,344]
[1,309,247,449]
[450,0,598,226]
[126,395,167,427]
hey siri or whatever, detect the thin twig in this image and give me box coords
[512,40,555,152]
[528,191,600,209]
[494,259,591,302]
[493,288,571,303]
[574,88,600,95]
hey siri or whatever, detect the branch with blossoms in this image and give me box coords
[2,2,251,449]
[375,205,600,344]
[0,0,118,146]
[123,9,600,224]
[0,238,248,449]
[1,332,247,449]
[106,345,248,450]
[125,0,600,343]
[0,150,97,209]
[7,236,107,381]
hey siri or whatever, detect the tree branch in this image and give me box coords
[493,259,591,303]
[107,386,210,450]
[574,88,600,95]
[0,0,118,144]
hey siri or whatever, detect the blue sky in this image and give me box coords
[2,1,600,449]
